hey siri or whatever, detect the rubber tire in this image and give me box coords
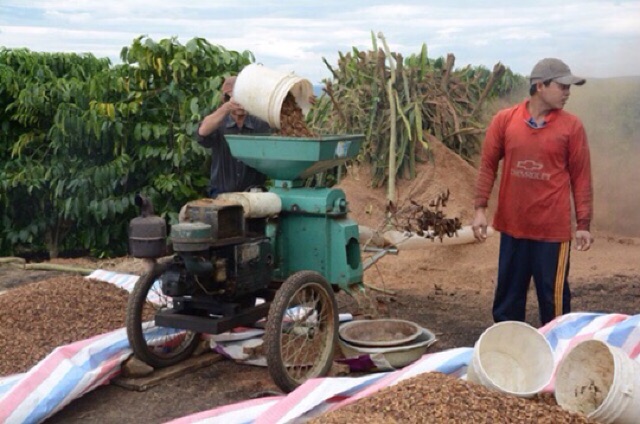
[126,262,200,368]
[265,271,338,393]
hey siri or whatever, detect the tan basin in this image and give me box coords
[339,319,423,347]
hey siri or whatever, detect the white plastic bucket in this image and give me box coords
[555,339,640,424]
[233,64,314,129]
[466,321,555,398]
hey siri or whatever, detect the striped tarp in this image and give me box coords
[0,270,638,423]
[167,312,640,423]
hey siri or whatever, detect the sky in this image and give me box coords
[1,0,639,84]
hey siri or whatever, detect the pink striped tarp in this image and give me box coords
[0,270,638,424]
[167,312,640,424]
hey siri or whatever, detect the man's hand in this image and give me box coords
[472,208,489,242]
[226,97,244,112]
[198,101,234,137]
[575,230,594,251]
[227,98,246,115]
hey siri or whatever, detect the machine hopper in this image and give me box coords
[225,134,364,186]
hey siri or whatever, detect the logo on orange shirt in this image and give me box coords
[511,160,551,180]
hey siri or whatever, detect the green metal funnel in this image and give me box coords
[225,134,364,183]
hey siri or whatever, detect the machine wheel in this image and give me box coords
[126,261,200,368]
[265,271,338,393]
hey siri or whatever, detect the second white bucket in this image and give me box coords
[466,321,555,398]
[555,339,640,424]
[233,64,314,129]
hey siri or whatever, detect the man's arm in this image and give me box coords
[472,114,505,241]
[568,120,594,251]
[198,101,233,138]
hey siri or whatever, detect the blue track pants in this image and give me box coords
[493,233,571,325]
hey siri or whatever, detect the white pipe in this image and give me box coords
[216,192,282,218]
[382,225,495,250]
[358,225,386,247]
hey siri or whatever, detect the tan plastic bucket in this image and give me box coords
[233,64,314,129]
[466,321,555,398]
[555,339,640,424]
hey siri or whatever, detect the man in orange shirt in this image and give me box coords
[472,58,594,325]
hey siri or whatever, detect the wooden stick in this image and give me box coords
[470,62,506,118]
[25,263,95,274]
[440,53,456,92]
[378,31,398,206]
[0,257,26,265]
[364,282,396,295]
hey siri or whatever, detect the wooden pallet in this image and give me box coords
[112,352,224,391]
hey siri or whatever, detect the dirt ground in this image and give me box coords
[1,140,639,424]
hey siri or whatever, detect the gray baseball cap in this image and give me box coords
[530,58,586,85]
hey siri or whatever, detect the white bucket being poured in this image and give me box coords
[233,64,314,129]
[555,339,640,424]
[466,321,555,398]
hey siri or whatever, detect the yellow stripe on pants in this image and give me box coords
[554,241,570,317]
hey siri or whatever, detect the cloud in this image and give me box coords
[1,0,639,82]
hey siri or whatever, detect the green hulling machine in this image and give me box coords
[127,134,366,393]
[231,134,364,286]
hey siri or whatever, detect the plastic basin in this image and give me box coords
[338,326,437,369]
[339,319,423,347]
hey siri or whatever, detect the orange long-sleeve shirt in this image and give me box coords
[474,100,593,242]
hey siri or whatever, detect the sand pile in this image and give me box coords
[337,138,481,233]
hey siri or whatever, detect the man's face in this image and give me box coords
[222,85,234,104]
[539,80,571,110]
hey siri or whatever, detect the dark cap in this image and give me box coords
[530,58,586,86]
